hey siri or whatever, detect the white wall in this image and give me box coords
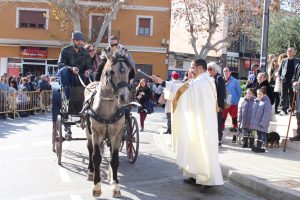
[0,57,8,74]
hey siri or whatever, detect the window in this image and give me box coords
[17,8,48,29]
[136,16,153,36]
[90,15,109,43]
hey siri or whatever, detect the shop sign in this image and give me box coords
[7,64,20,76]
[19,46,47,59]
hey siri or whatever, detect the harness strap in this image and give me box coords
[87,106,130,124]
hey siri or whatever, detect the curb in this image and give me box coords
[153,133,300,200]
[221,166,300,200]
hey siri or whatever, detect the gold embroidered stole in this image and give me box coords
[172,82,189,113]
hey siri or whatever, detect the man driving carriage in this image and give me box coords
[58,31,92,99]
[57,31,92,139]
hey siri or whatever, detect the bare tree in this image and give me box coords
[172,0,267,59]
[47,0,128,48]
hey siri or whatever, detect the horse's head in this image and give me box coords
[102,50,132,106]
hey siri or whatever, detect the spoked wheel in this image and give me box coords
[55,115,63,165]
[126,116,139,164]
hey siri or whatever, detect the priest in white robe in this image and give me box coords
[152,58,224,187]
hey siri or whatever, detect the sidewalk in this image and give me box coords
[151,107,300,200]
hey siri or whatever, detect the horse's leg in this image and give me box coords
[92,143,102,197]
[87,138,94,181]
[111,148,121,198]
[109,133,122,198]
[85,117,94,181]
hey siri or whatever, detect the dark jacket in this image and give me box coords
[57,44,92,74]
[251,96,272,133]
[38,80,51,91]
[136,86,152,113]
[238,97,255,129]
[279,57,300,81]
[255,80,274,105]
[292,62,300,83]
[215,73,226,110]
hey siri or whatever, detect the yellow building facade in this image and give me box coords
[0,0,171,79]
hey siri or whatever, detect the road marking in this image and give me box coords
[32,141,50,146]
[0,145,21,150]
[0,155,55,162]
[70,195,82,200]
[59,167,71,183]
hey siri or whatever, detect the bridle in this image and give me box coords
[105,57,131,95]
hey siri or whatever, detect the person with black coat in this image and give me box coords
[207,62,226,147]
[136,79,152,131]
[255,72,274,105]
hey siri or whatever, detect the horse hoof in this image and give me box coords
[93,183,101,197]
[113,190,121,198]
[87,172,93,181]
[93,189,101,197]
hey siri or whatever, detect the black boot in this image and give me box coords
[242,137,248,148]
[249,137,254,148]
[232,135,237,143]
[252,140,265,153]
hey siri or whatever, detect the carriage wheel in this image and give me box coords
[55,115,63,165]
[126,116,139,164]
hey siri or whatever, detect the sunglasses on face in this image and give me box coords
[110,43,118,47]
[207,68,213,71]
[89,49,95,52]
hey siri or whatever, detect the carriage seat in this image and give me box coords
[68,86,85,115]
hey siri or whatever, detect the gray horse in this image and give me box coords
[83,50,133,198]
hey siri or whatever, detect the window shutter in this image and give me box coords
[19,10,46,28]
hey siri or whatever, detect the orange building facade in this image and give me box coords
[0,0,171,79]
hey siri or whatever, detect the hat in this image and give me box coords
[72,31,84,40]
[172,72,180,79]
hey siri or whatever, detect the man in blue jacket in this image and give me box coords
[222,67,242,143]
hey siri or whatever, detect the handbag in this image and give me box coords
[158,94,166,105]
[144,100,154,114]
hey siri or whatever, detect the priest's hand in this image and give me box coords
[151,75,164,84]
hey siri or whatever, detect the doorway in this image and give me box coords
[23,64,45,76]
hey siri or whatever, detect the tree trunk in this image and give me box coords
[94,3,122,48]
[72,18,81,32]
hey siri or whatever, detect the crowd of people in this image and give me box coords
[0,72,54,119]
[150,47,300,155]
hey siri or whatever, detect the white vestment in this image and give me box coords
[164,72,224,186]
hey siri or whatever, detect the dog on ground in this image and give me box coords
[267,132,280,148]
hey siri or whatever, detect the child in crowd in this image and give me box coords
[251,87,272,153]
[238,88,255,148]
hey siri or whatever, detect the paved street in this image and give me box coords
[0,108,265,200]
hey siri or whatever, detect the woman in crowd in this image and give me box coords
[84,43,100,81]
[0,74,9,119]
[207,62,226,147]
[251,87,272,153]
[238,88,255,148]
[268,57,280,114]
[273,53,287,113]
[136,79,152,131]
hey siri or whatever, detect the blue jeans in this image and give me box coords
[257,131,267,143]
[59,67,87,99]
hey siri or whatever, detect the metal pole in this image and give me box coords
[260,0,270,72]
